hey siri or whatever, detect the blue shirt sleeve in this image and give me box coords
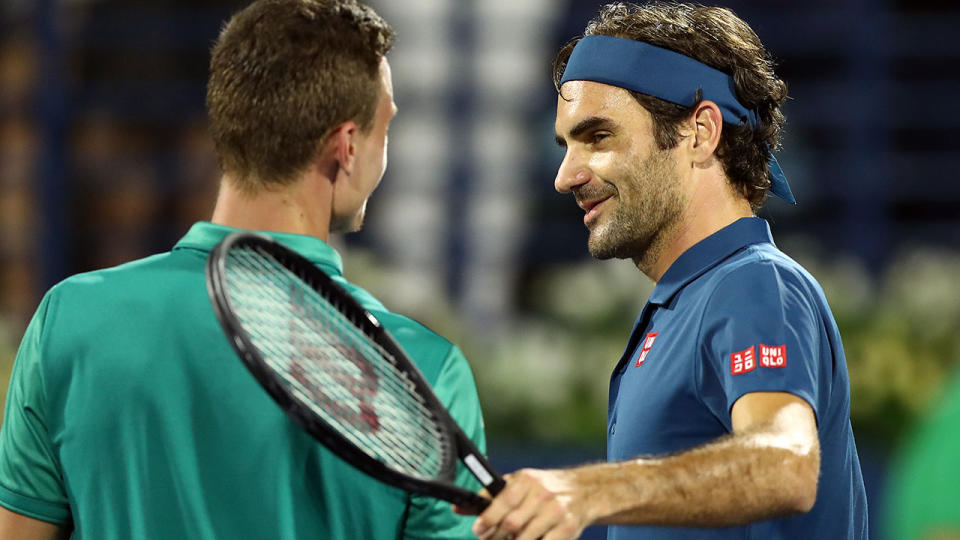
[695,259,821,430]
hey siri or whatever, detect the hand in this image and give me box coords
[467,468,590,540]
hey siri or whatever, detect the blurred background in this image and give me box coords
[1,0,958,537]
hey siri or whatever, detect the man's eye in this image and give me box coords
[591,132,610,143]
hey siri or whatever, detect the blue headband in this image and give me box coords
[560,35,795,204]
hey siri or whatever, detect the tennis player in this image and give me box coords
[461,3,868,539]
[0,1,486,538]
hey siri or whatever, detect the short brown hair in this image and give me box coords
[207,0,394,190]
[553,2,787,209]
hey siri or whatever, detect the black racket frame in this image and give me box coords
[206,232,503,511]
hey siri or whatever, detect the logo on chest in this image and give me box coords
[634,332,659,367]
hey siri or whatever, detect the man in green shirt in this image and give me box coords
[0,1,487,538]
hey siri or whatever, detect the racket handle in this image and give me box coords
[462,451,506,496]
[453,492,493,514]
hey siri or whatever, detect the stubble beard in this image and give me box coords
[586,147,684,266]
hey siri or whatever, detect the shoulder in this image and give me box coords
[371,310,464,386]
[36,250,200,347]
[719,243,816,284]
[48,251,188,300]
[332,278,467,386]
[692,243,832,343]
[706,243,826,306]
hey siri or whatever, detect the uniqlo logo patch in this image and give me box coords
[730,346,756,375]
[759,344,787,368]
[635,332,659,367]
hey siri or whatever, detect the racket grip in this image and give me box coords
[463,452,506,496]
[454,492,492,514]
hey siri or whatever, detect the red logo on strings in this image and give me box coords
[730,346,756,375]
[635,332,659,367]
[288,284,380,432]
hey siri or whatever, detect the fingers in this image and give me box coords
[473,473,530,537]
[472,469,584,540]
[513,490,584,540]
[535,508,584,540]
[514,500,564,540]
[494,491,543,540]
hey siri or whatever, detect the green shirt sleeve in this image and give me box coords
[0,293,72,523]
[402,344,486,540]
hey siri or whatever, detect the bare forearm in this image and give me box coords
[470,397,821,539]
[574,426,820,527]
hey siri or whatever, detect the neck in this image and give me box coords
[640,175,754,283]
[210,173,333,241]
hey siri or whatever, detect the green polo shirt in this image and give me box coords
[0,222,486,539]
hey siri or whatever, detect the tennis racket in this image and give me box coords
[205,232,504,512]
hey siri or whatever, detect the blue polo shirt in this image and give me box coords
[607,217,868,539]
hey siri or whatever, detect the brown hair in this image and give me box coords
[207,0,394,190]
[553,2,787,209]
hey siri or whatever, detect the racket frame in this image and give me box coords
[206,232,503,510]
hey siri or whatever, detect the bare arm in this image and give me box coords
[467,392,820,540]
[0,505,70,540]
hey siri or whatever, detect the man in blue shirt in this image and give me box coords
[464,3,867,539]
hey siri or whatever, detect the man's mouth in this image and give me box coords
[579,195,612,225]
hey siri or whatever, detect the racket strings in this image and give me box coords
[223,247,450,479]
[228,251,442,454]
[228,257,445,475]
[234,251,430,422]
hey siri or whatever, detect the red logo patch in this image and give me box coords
[759,344,787,368]
[635,332,659,367]
[730,346,756,375]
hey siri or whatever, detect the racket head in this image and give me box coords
[206,232,490,507]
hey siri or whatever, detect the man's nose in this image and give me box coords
[555,150,592,193]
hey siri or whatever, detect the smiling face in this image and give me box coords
[554,81,686,264]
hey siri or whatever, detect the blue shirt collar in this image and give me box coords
[649,217,774,306]
[173,221,345,279]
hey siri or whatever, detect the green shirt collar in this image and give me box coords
[173,221,345,278]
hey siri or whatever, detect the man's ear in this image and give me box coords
[324,120,360,177]
[689,100,723,164]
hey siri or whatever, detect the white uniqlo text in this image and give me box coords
[730,346,756,375]
[759,344,787,368]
